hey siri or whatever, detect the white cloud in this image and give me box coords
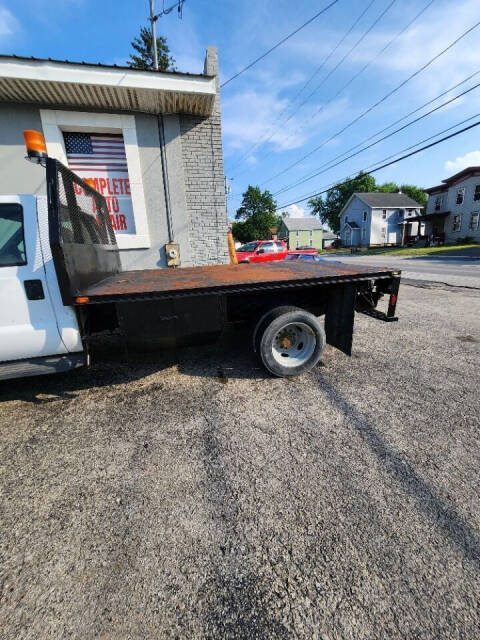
[0,7,20,40]
[444,150,480,173]
[222,88,348,157]
[284,204,306,217]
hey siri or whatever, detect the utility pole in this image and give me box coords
[149,0,159,71]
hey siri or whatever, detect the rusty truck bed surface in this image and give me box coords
[79,260,397,303]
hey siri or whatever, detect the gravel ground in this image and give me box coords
[1,283,479,639]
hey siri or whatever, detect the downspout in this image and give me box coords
[157,114,174,243]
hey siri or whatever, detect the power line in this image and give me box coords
[280,113,480,206]
[263,18,480,186]
[220,0,340,88]
[275,67,480,195]
[274,77,480,197]
[231,0,434,178]
[227,0,376,172]
[276,117,480,209]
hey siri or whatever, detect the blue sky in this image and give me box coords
[1,0,480,218]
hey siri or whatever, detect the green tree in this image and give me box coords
[308,172,376,233]
[127,26,175,71]
[397,184,428,209]
[232,186,278,243]
[308,172,427,233]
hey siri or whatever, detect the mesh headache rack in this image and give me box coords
[46,158,121,304]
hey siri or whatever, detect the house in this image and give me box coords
[0,49,229,270]
[338,192,423,247]
[322,230,338,249]
[277,217,323,249]
[424,166,480,243]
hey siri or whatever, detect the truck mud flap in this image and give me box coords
[325,283,356,356]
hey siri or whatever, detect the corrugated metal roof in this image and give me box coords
[0,55,216,116]
[0,54,212,78]
[356,192,422,208]
[282,217,323,231]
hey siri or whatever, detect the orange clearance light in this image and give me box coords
[75,296,90,305]
[23,130,48,164]
[83,178,96,190]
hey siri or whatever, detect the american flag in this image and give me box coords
[64,132,128,173]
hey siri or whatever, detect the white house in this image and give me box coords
[424,166,480,243]
[338,192,422,247]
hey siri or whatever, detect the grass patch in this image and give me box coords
[319,243,480,257]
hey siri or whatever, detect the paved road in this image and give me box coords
[1,284,479,639]
[321,254,480,288]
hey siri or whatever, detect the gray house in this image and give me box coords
[424,166,480,243]
[0,49,229,270]
[339,192,422,247]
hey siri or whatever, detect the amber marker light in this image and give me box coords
[75,296,90,305]
[23,130,48,165]
[83,178,96,190]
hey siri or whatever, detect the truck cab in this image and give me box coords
[0,195,84,380]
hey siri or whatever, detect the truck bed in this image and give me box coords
[78,260,398,304]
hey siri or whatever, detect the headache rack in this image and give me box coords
[46,157,121,305]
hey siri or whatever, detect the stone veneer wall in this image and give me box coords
[179,47,229,265]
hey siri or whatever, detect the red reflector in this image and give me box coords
[390,294,397,305]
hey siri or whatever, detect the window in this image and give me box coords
[361,227,366,241]
[344,215,348,223]
[363,211,367,222]
[452,214,462,232]
[309,239,313,247]
[474,185,480,201]
[456,188,465,205]
[381,227,386,237]
[469,212,479,231]
[434,195,444,211]
[296,230,299,237]
[275,241,285,250]
[260,242,275,253]
[0,204,26,267]
[382,209,387,219]
[309,230,313,237]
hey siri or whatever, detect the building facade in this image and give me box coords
[0,50,229,270]
[424,167,480,243]
[338,193,422,247]
[277,217,324,249]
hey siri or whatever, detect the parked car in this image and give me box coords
[284,252,323,262]
[236,240,288,263]
[295,245,317,251]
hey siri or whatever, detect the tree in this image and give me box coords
[308,172,427,233]
[308,172,376,233]
[232,186,279,243]
[127,26,175,71]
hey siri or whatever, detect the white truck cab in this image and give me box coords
[0,195,85,380]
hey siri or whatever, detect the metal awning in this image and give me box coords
[0,55,216,116]
[402,211,450,223]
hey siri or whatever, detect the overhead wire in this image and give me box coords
[274,67,480,195]
[276,117,480,209]
[273,77,480,196]
[220,0,340,88]
[231,0,434,178]
[227,0,377,172]
[262,18,480,187]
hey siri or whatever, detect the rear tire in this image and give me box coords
[256,307,325,377]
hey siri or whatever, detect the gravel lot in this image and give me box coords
[1,282,479,639]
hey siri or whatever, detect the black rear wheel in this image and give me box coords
[254,307,325,377]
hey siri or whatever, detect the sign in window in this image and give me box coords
[63,132,135,235]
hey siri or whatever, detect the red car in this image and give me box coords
[236,240,317,263]
[236,240,288,263]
